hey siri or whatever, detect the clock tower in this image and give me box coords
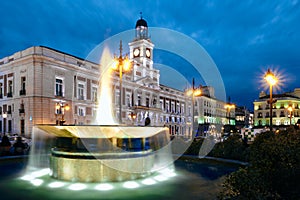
[129,15,159,88]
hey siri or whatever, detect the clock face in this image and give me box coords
[133,48,140,57]
[146,49,151,58]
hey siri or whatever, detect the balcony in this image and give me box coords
[19,89,26,96]
[55,91,63,97]
[78,96,84,100]
[19,108,25,114]
[7,92,13,97]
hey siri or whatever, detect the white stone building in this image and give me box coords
[0,17,232,138]
[253,88,300,127]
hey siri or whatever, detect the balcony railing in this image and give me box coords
[19,89,26,95]
[7,92,13,97]
[55,91,63,97]
[78,95,84,100]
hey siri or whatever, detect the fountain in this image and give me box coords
[29,125,172,183]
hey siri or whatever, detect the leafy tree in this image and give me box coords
[219,129,300,199]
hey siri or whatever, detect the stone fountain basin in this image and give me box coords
[35,125,170,182]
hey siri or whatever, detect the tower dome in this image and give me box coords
[135,13,149,39]
[135,18,148,28]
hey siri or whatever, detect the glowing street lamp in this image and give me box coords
[264,68,278,131]
[287,105,294,126]
[55,102,70,125]
[128,112,137,125]
[185,78,201,137]
[112,40,132,124]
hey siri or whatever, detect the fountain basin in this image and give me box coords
[34,125,171,182]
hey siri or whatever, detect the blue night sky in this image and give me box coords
[1,0,300,110]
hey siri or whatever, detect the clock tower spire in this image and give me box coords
[129,14,159,88]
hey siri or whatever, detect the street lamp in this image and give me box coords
[287,105,294,126]
[264,68,278,132]
[112,40,132,124]
[185,78,201,138]
[2,112,7,134]
[55,102,70,125]
[128,112,137,125]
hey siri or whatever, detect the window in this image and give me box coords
[19,102,25,114]
[20,77,26,95]
[137,96,141,106]
[0,83,3,98]
[7,80,13,97]
[153,98,157,106]
[7,105,12,114]
[258,112,262,118]
[21,77,26,90]
[171,102,175,112]
[160,99,163,110]
[78,107,85,116]
[77,83,85,100]
[92,86,97,102]
[55,78,63,96]
[166,102,169,112]
[126,94,131,107]
[8,120,12,133]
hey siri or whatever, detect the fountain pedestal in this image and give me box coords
[36,125,170,182]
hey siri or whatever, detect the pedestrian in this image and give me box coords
[0,135,12,156]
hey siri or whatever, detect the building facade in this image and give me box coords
[0,17,233,138]
[193,86,236,137]
[253,88,300,128]
[0,46,100,137]
[235,106,253,130]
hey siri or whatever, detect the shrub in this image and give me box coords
[218,129,300,199]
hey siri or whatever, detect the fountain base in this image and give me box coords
[35,125,170,183]
[50,149,155,182]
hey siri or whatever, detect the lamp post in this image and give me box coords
[2,112,7,134]
[264,69,278,132]
[287,105,294,126]
[55,102,70,125]
[128,112,137,125]
[185,78,201,138]
[112,40,132,124]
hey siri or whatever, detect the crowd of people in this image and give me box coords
[0,135,29,156]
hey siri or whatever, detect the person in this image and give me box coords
[0,135,12,156]
[12,136,27,155]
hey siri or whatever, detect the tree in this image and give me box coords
[219,129,300,199]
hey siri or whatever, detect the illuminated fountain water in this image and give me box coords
[23,45,174,184]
